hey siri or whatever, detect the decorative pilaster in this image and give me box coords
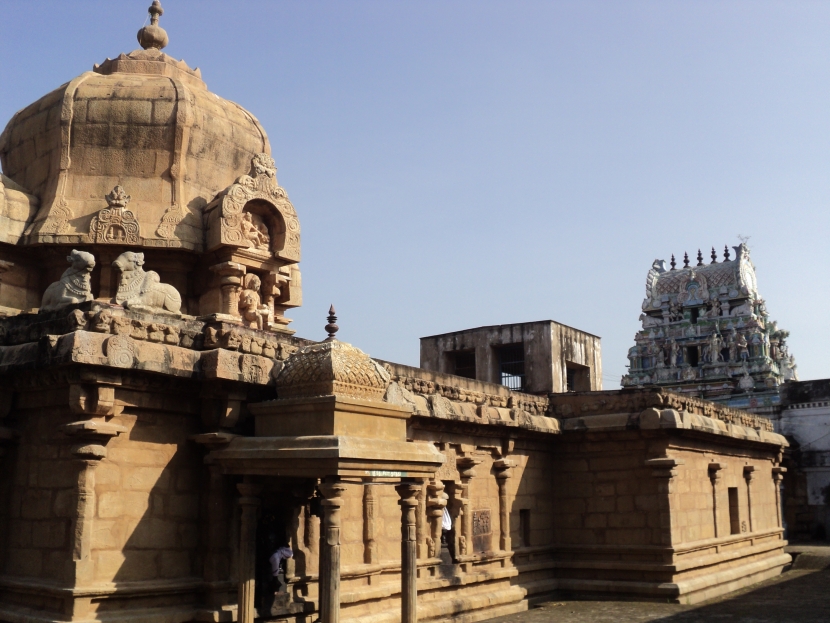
[210,261,246,318]
[363,480,378,564]
[772,466,786,529]
[708,463,726,538]
[319,479,346,623]
[494,459,514,551]
[397,480,422,623]
[743,466,755,532]
[426,479,447,558]
[61,419,126,586]
[416,480,428,559]
[236,481,261,623]
[457,457,480,556]
[645,457,685,546]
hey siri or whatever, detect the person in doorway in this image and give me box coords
[441,506,455,559]
[269,545,294,593]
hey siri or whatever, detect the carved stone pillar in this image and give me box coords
[237,481,261,623]
[319,480,346,623]
[744,466,755,532]
[426,480,447,558]
[397,481,422,623]
[261,271,288,328]
[494,459,514,551]
[645,457,685,546]
[363,480,378,564]
[457,458,479,556]
[210,261,246,318]
[304,502,320,575]
[708,463,726,538]
[772,466,786,529]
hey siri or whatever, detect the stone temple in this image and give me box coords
[0,4,797,623]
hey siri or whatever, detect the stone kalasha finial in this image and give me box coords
[670,254,676,270]
[683,252,690,268]
[696,249,704,266]
[711,247,718,263]
[325,305,339,341]
[724,245,731,261]
[137,1,169,50]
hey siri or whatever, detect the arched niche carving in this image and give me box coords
[218,153,300,262]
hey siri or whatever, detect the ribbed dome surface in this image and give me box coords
[0,47,270,251]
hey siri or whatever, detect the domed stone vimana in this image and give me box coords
[0,0,300,326]
[0,4,795,623]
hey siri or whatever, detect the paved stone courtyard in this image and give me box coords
[485,545,830,623]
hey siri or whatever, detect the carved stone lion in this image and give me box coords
[112,251,182,313]
[40,249,96,311]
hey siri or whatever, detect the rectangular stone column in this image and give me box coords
[319,480,346,623]
[397,481,422,623]
[236,481,261,623]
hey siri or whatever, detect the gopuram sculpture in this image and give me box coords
[0,5,793,623]
[622,245,797,416]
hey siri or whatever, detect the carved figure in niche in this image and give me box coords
[727,332,737,363]
[736,333,749,361]
[241,212,269,251]
[40,249,96,312]
[708,332,722,363]
[707,299,722,319]
[669,339,680,367]
[668,300,683,322]
[112,252,182,314]
[238,273,268,329]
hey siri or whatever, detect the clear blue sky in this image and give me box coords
[2,1,828,387]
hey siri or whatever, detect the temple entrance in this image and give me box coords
[255,505,290,616]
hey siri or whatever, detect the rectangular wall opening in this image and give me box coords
[565,361,591,392]
[690,307,700,324]
[519,509,531,547]
[687,346,699,367]
[449,350,476,380]
[496,343,525,391]
[728,487,740,535]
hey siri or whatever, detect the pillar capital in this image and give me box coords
[457,456,481,479]
[396,480,422,508]
[645,456,685,479]
[236,482,261,506]
[708,462,726,482]
[494,458,515,479]
[319,480,347,507]
[743,465,756,481]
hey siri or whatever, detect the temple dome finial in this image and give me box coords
[137,1,169,50]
